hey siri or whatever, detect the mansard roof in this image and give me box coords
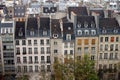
[63,22,74,34]
[99,18,119,29]
[90,9,104,18]
[68,7,88,19]
[76,15,96,28]
[51,19,61,35]
[14,5,25,17]
[27,17,38,30]
[39,17,50,30]
[15,21,25,39]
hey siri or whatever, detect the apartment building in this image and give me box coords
[0,18,15,75]
[98,18,120,70]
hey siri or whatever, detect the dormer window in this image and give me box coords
[114,29,118,33]
[30,30,34,36]
[18,28,23,36]
[84,21,88,28]
[77,22,81,28]
[53,34,58,38]
[84,30,89,35]
[52,9,54,12]
[66,34,71,40]
[102,30,106,33]
[91,21,95,28]
[43,31,47,36]
[45,9,48,12]
[91,30,96,35]
[68,27,71,30]
[77,30,82,35]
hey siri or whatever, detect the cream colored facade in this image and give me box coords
[75,37,99,69]
[98,35,120,70]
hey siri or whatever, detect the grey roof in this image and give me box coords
[14,5,25,17]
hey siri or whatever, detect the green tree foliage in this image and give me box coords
[53,55,98,80]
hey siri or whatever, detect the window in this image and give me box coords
[46,39,50,45]
[54,49,58,53]
[84,21,88,28]
[23,57,27,63]
[29,56,32,63]
[100,44,103,51]
[91,47,95,54]
[70,43,74,48]
[84,47,88,53]
[77,56,81,60]
[28,40,31,45]
[110,44,114,51]
[53,34,58,38]
[105,44,108,51]
[30,30,34,36]
[64,43,68,48]
[109,53,113,60]
[29,66,33,72]
[34,48,38,54]
[41,65,45,71]
[104,53,108,59]
[91,22,95,28]
[111,37,114,42]
[17,66,21,72]
[41,47,44,54]
[77,22,81,28]
[18,28,23,36]
[17,57,20,63]
[116,37,119,42]
[77,39,82,45]
[43,31,47,35]
[47,65,51,71]
[34,56,38,63]
[91,30,96,35]
[70,50,73,55]
[99,64,102,69]
[28,48,32,54]
[84,39,88,45]
[40,40,44,45]
[91,55,95,60]
[99,53,102,59]
[84,30,89,35]
[47,47,50,53]
[23,66,27,73]
[22,40,26,45]
[100,37,103,42]
[34,40,37,45]
[54,41,57,45]
[41,56,44,63]
[109,64,112,69]
[77,30,82,35]
[115,53,118,59]
[23,47,26,54]
[66,34,71,40]
[35,65,38,72]
[77,47,81,54]
[105,37,108,42]
[47,56,50,63]
[115,44,118,51]
[16,40,19,45]
[16,48,20,55]
[64,50,67,55]
[91,39,95,45]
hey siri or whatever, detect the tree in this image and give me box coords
[16,75,29,80]
[75,55,98,80]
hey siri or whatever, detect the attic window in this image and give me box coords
[30,30,34,36]
[102,30,106,33]
[68,27,71,30]
[43,31,47,35]
[77,22,81,28]
[18,28,23,36]
[53,34,58,38]
[84,21,88,28]
[114,29,118,33]
[52,9,54,12]
[91,21,95,28]
[66,34,71,40]
[77,30,82,35]
[45,9,47,12]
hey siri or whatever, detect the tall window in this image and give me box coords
[41,47,44,54]
[100,44,103,51]
[70,50,73,55]
[22,40,26,45]
[111,37,114,42]
[28,40,31,45]
[110,44,114,51]
[115,53,118,59]
[29,56,32,63]
[84,47,88,54]
[105,44,108,51]
[16,40,19,45]
[77,47,81,54]
[70,42,74,48]
[100,37,103,42]
[91,39,95,45]
[28,48,32,54]
[17,57,20,63]
[116,37,119,42]
[77,39,82,45]
[104,53,108,59]
[64,50,67,55]
[40,40,44,45]
[34,56,38,63]
[34,40,37,45]
[46,39,50,45]
[41,56,44,63]
[23,57,27,63]
[35,65,38,72]
[23,66,27,73]
[16,48,20,55]
[47,47,50,53]
[54,41,57,45]
[64,43,68,48]
[99,53,102,59]
[34,48,38,54]
[91,47,95,54]
[115,44,118,51]
[23,47,26,54]
[54,49,58,53]
[84,39,88,45]
[47,56,50,63]
[105,37,108,42]
[29,66,33,72]
[109,53,113,60]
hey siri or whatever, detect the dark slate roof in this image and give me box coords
[61,17,68,22]
[99,18,119,29]
[40,17,50,30]
[0,5,5,9]
[77,15,96,28]
[14,5,25,17]
[1,23,13,27]
[63,22,74,34]
[90,9,104,18]
[43,7,57,13]
[27,17,38,30]
[51,19,61,35]
[68,7,88,19]
[15,21,25,39]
